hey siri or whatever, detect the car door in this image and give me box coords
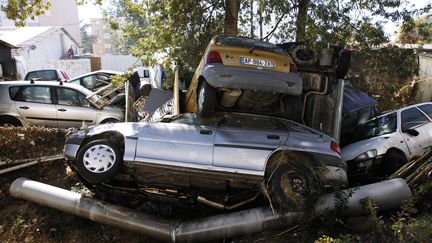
[55,87,97,128]
[12,85,57,127]
[135,113,218,166]
[400,107,432,157]
[213,114,288,171]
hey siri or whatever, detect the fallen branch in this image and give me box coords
[0,155,63,175]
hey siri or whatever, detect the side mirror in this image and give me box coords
[402,128,419,136]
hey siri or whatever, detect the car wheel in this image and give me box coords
[381,151,407,177]
[267,163,316,211]
[196,81,216,117]
[75,139,123,183]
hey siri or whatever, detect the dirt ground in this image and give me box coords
[0,159,149,243]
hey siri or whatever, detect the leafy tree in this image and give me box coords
[399,16,432,44]
[80,24,97,54]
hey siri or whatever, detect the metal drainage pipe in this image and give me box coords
[10,178,411,242]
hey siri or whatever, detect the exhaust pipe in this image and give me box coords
[10,178,411,242]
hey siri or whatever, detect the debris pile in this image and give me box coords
[0,126,67,164]
[391,149,432,188]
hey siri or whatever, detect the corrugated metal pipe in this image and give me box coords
[10,178,411,242]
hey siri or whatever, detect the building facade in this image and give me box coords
[90,18,113,56]
[0,0,81,44]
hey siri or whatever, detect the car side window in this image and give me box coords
[12,86,52,104]
[351,113,397,143]
[94,74,111,89]
[418,104,432,119]
[401,108,429,129]
[222,114,284,131]
[143,70,150,78]
[169,113,219,126]
[82,76,97,89]
[26,70,58,80]
[57,88,90,107]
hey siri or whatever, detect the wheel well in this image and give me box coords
[264,151,315,177]
[0,115,22,126]
[81,131,125,153]
[385,148,408,162]
[100,118,119,124]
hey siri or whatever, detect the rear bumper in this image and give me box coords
[202,64,302,95]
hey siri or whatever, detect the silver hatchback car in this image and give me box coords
[0,81,124,128]
[64,112,347,211]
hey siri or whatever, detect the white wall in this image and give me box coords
[17,29,76,72]
[101,54,142,72]
[416,53,432,102]
[48,59,91,78]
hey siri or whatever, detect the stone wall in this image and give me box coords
[416,53,432,102]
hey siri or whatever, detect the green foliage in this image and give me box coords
[315,234,355,243]
[104,0,224,74]
[399,16,432,44]
[13,216,27,230]
[348,47,418,110]
[391,179,432,241]
[1,0,51,26]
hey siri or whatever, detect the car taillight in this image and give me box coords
[289,62,298,73]
[330,141,341,155]
[206,51,223,64]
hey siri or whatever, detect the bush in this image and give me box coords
[0,126,67,163]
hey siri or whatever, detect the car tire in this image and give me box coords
[0,117,21,127]
[75,139,123,183]
[267,163,316,211]
[196,81,216,117]
[381,151,407,177]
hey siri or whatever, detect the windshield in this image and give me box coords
[351,112,397,143]
[216,36,287,55]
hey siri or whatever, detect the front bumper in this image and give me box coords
[202,64,302,95]
[63,134,85,161]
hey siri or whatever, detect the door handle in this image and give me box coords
[200,130,212,135]
[57,108,67,112]
[267,135,280,140]
[19,106,29,110]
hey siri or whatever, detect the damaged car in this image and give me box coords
[184,35,302,118]
[342,102,432,178]
[64,112,347,211]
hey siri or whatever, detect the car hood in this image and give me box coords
[341,136,385,161]
[86,122,146,137]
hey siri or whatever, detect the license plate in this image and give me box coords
[241,57,274,68]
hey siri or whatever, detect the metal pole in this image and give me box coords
[10,178,412,242]
[333,79,344,144]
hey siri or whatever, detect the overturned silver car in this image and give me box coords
[64,112,347,211]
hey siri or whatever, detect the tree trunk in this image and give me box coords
[224,0,240,36]
[250,0,254,38]
[295,0,308,42]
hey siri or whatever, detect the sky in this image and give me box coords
[77,0,432,42]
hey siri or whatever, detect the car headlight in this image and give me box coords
[353,149,377,162]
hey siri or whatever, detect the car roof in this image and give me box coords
[68,70,123,81]
[343,84,378,113]
[0,80,92,93]
[364,102,432,121]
